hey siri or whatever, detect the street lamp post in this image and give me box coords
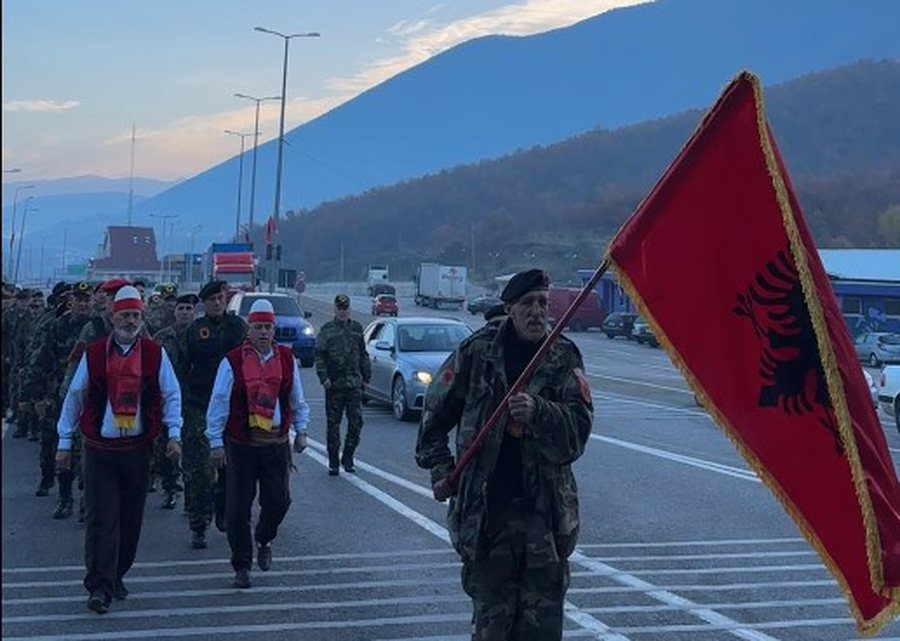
[234,93,280,239]
[188,224,203,283]
[150,213,178,283]
[254,26,320,292]
[224,129,251,241]
[13,196,37,283]
[7,184,34,277]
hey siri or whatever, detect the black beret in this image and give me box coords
[31,290,44,298]
[15,290,28,300]
[334,294,350,307]
[51,281,69,296]
[176,293,199,306]
[132,279,147,288]
[199,280,228,300]
[72,281,93,296]
[483,303,507,322]
[500,269,550,303]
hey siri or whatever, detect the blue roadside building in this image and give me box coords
[579,249,900,338]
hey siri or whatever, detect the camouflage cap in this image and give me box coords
[72,280,93,297]
[199,280,228,300]
[161,283,178,298]
[334,294,350,307]
[500,269,550,303]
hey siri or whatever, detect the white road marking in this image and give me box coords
[585,370,694,395]
[591,434,760,482]
[302,446,632,641]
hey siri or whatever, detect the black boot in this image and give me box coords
[54,472,74,519]
[12,425,28,438]
[161,491,177,510]
[328,450,340,476]
[35,474,55,497]
[341,449,356,474]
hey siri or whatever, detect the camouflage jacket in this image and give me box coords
[146,304,174,337]
[153,323,191,385]
[314,318,371,389]
[415,318,593,564]
[184,313,247,407]
[23,311,90,402]
[11,310,37,369]
[58,314,113,400]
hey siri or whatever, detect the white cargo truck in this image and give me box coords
[414,263,468,309]
[366,264,390,296]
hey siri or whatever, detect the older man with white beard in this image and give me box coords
[56,286,183,615]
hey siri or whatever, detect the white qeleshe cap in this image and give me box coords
[248,299,275,324]
[111,285,145,314]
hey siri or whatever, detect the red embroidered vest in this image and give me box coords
[79,337,163,451]
[224,344,295,443]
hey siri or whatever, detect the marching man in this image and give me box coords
[56,285,183,614]
[206,299,310,589]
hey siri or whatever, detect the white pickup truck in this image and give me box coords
[878,365,900,433]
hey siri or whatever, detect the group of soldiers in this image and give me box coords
[0,278,209,524]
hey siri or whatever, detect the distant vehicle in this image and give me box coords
[467,294,502,315]
[206,242,254,282]
[547,286,605,332]
[370,283,396,297]
[878,364,900,433]
[414,263,467,309]
[601,311,637,340]
[631,316,660,347]
[366,265,390,296]
[363,317,472,421]
[853,332,900,367]
[227,292,316,367]
[372,294,398,317]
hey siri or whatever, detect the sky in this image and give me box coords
[1,0,649,184]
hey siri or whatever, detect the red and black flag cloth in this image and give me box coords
[606,71,900,633]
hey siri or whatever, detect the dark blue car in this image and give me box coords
[227,292,316,367]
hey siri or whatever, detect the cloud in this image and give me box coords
[3,99,81,113]
[326,0,651,95]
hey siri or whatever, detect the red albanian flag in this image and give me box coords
[606,71,900,633]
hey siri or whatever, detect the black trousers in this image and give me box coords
[225,440,291,571]
[82,443,152,598]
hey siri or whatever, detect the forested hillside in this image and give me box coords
[272,60,900,282]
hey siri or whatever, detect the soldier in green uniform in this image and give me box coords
[11,290,45,439]
[416,269,593,641]
[150,292,197,509]
[146,284,176,336]
[183,281,246,549]
[24,282,92,505]
[3,290,28,425]
[1,284,15,417]
[314,294,371,475]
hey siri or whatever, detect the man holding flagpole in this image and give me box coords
[416,269,593,640]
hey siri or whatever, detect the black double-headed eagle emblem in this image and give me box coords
[733,249,842,454]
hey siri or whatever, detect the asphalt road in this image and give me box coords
[3,291,900,640]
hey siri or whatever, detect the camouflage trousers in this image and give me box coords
[461,508,569,640]
[151,432,181,493]
[38,402,61,484]
[325,388,364,461]
[182,405,224,533]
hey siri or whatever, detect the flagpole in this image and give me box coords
[433,258,611,501]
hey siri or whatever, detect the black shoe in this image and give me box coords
[257,543,272,572]
[342,462,356,474]
[53,498,74,520]
[161,492,177,510]
[35,478,54,497]
[233,569,251,589]
[113,579,128,600]
[191,530,207,549]
[214,509,226,532]
[77,498,85,523]
[86,591,110,614]
[328,467,339,476]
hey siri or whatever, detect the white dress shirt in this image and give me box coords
[57,339,183,450]
[205,347,310,449]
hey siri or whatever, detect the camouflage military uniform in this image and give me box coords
[314,318,371,471]
[146,302,173,337]
[151,322,191,503]
[415,319,593,640]
[10,307,38,437]
[23,310,90,496]
[183,313,246,538]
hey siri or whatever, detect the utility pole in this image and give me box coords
[127,124,136,225]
